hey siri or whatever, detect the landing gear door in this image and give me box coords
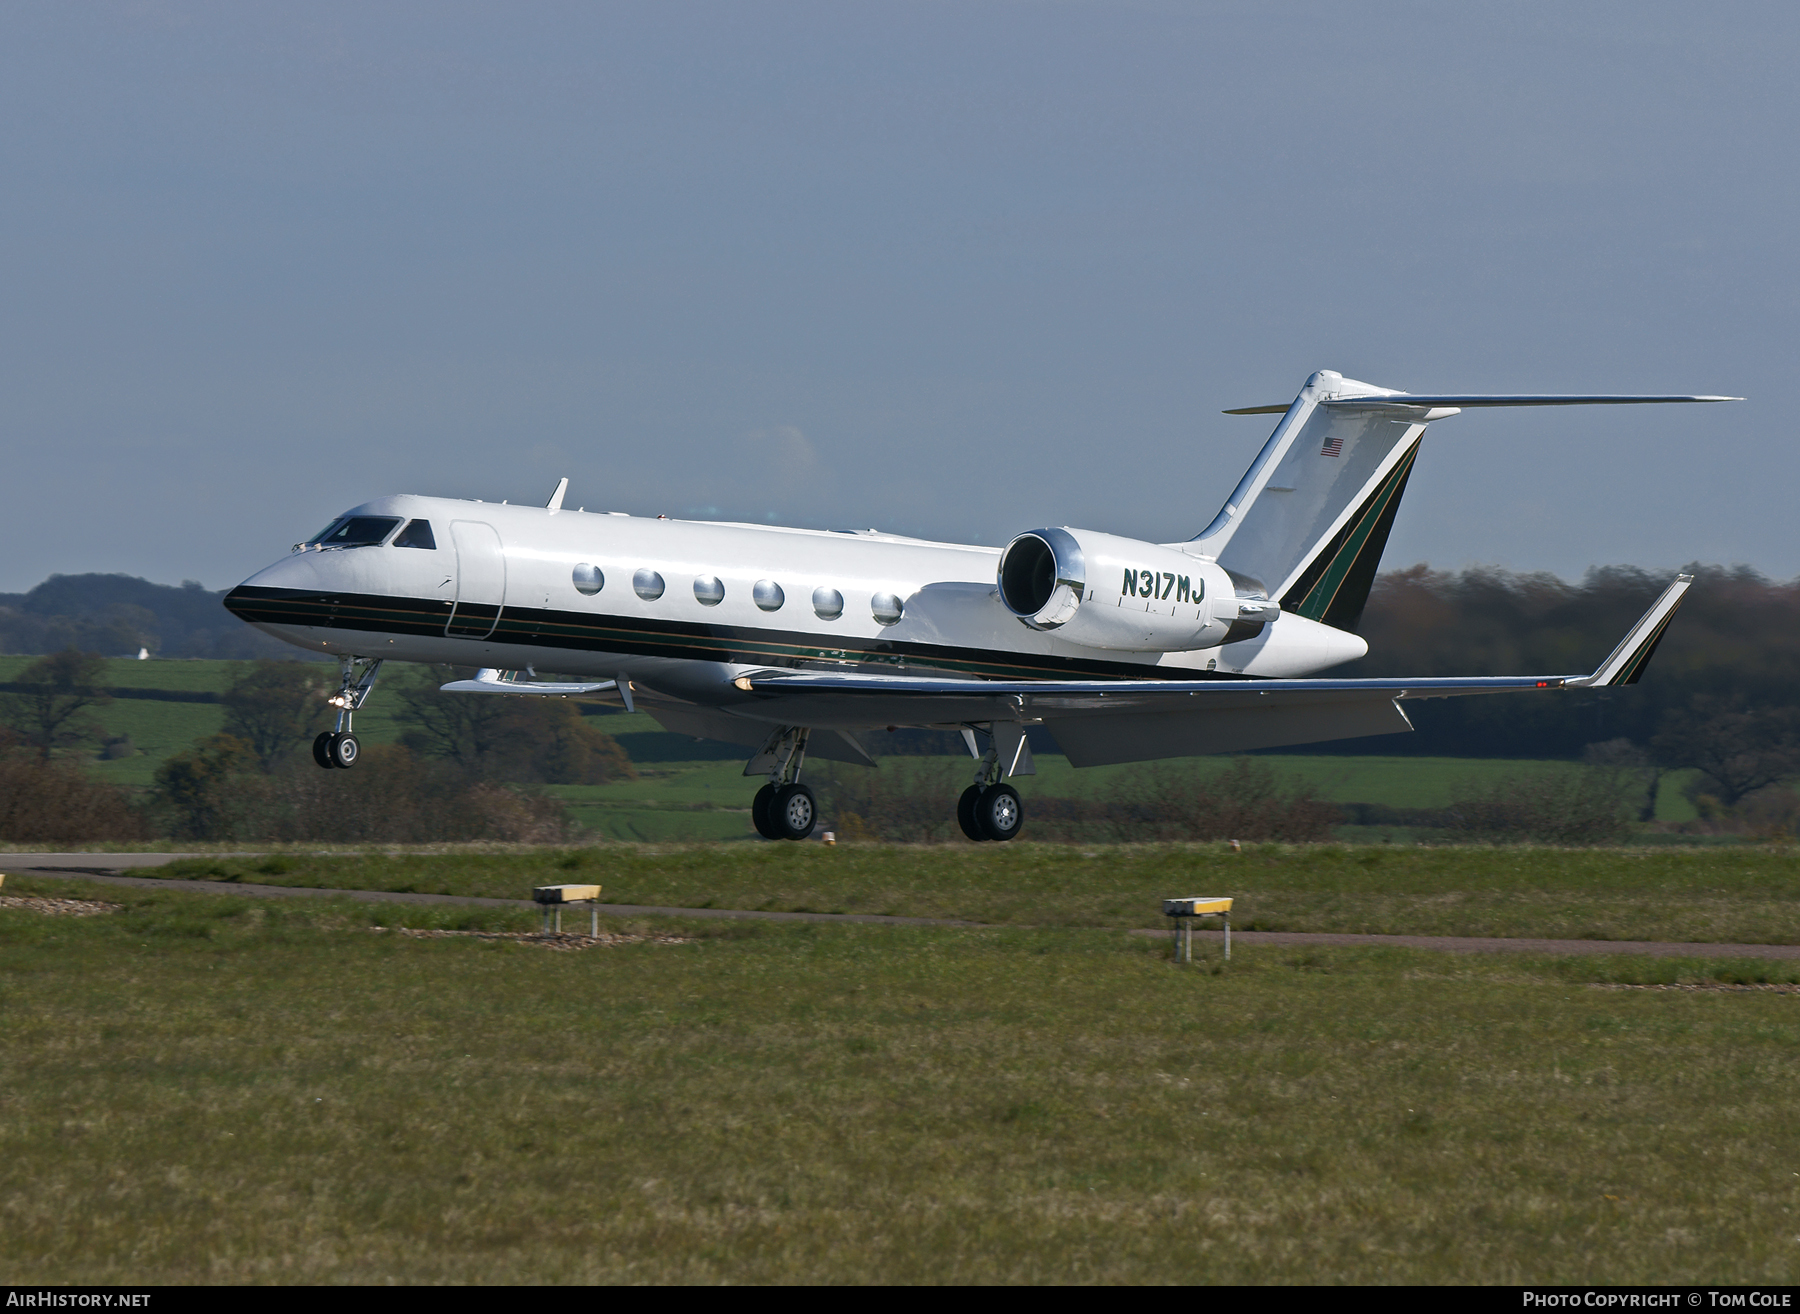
[446,520,506,639]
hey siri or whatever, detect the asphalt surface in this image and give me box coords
[1128,928,1800,960]
[7,853,1800,958]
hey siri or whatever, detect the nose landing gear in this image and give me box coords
[313,657,383,770]
[313,731,362,770]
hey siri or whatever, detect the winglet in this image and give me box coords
[546,477,569,512]
[1566,574,1693,688]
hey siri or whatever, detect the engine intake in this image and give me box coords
[998,529,1085,630]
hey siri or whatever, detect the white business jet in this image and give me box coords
[225,370,1733,842]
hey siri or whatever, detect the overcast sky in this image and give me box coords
[0,1,1791,593]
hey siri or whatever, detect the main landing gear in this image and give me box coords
[748,726,817,841]
[741,721,1031,842]
[953,721,1032,842]
[312,656,383,770]
[958,781,1023,842]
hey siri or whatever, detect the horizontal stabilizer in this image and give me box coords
[1228,394,1739,414]
[1322,394,1742,409]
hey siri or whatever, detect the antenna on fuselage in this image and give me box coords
[546,477,569,512]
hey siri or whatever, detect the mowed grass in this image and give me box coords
[150,843,1800,945]
[5,875,1800,1283]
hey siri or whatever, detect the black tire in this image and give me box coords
[329,732,361,769]
[772,782,817,841]
[957,785,988,842]
[751,783,781,839]
[313,732,337,769]
[975,782,1024,842]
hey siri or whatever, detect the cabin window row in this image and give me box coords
[573,564,902,624]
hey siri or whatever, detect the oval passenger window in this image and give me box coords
[812,586,844,620]
[694,575,725,606]
[572,563,604,596]
[871,592,904,625]
[633,569,665,601]
[753,580,784,612]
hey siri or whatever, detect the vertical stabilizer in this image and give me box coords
[1187,375,1735,632]
[1188,371,1449,630]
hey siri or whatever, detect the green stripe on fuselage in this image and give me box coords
[224,586,1260,685]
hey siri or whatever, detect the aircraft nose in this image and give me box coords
[224,552,332,626]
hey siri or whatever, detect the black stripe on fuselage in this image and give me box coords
[223,585,1258,683]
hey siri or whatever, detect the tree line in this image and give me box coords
[1307,563,1800,813]
[0,656,634,843]
[0,572,296,659]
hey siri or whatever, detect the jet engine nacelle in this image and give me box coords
[997,527,1276,651]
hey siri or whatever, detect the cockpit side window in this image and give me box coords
[392,519,437,549]
[308,516,402,548]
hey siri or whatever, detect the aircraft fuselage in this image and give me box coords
[225,494,1368,724]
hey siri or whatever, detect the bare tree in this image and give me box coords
[1653,698,1800,809]
[392,665,523,772]
[392,665,635,783]
[221,660,332,770]
[1,649,112,762]
[1582,738,1673,823]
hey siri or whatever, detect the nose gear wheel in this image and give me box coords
[329,733,361,769]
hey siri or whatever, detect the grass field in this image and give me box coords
[0,654,1705,835]
[5,865,1800,1283]
[145,842,1800,944]
[551,753,1705,840]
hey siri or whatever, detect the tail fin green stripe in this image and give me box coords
[1280,439,1421,630]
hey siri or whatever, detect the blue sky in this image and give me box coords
[0,1,1791,592]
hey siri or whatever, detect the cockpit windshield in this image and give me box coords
[392,519,436,549]
[307,516,402,549]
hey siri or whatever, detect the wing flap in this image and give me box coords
[1044,698,1414,767]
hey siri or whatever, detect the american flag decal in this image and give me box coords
[1321,436,1344,458]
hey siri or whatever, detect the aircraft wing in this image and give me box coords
[734,574,1692,767]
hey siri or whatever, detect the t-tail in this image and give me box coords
[1186,370,1737,631]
